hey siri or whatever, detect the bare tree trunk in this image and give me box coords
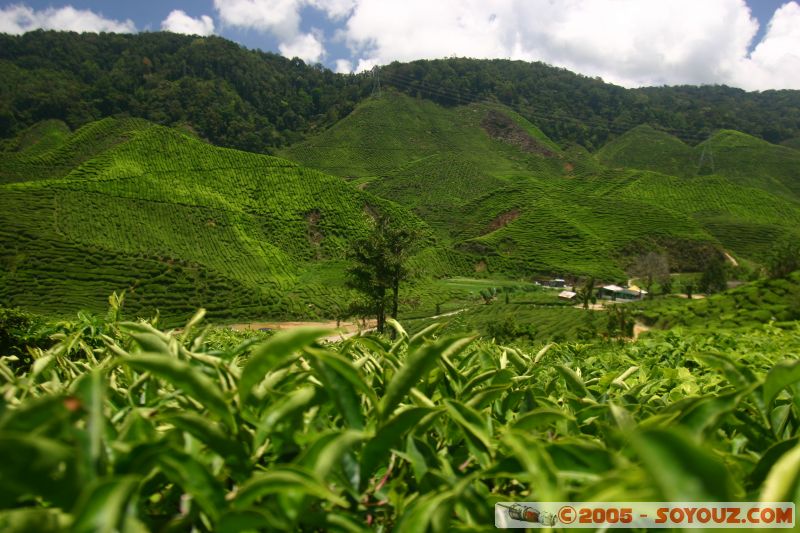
[389,280,400,339]
[392,280,399,319]
[376,287,386,333]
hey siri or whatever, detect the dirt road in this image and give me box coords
[224,308,468,343]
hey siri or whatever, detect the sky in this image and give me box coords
[0,1,799,91]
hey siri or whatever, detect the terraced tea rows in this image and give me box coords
[0,118,456,324]
[285,92,800,279]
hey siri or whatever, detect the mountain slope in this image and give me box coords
[281,91,564,181]
[0,118,444,323]
[283,93,724,278]
[284,93,800,277]
[596,124,695,177]
[696,130,800,200]
[598,126,800,201]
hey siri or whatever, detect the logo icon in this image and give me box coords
[498,503,557,526]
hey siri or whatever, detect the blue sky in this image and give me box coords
[1,1,799,90]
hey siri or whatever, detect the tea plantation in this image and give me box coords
[0,118,462,325]
[1,283,800,530]
[284,91,800,279]
[4,92,800,323]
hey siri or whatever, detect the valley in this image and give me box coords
[1,29,800,532]
[3,88,799,332]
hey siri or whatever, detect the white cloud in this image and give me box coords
[279,31,325,62]
[213,0,349,62]
[732,2,800,89]
[0,4,136,34]
[307,0,357,19]
[335,0,800,90]
[161,10,215,36]
[334,58,353,73]
[213,0,302,39]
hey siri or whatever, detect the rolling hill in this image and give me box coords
[598,125,800,201]
[2,77,799,323]
[282,91,800,279]
[0,117,459,324]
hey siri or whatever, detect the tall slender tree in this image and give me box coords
[346,216,416,334]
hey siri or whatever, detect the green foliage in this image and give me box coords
[629,252,670,296]
[0,31,372,151]
[605,305,635,339]
[576,276,596,309]
[4,33,799,154]
[638,271,800,330]
[485,315,535,343]
[379,58,800,148]
[767,237,800,279]
[347,216,418,333]
[2,301,800,530]
[699,254,729,295]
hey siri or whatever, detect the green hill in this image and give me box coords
[596,124,695,177]
[3,77,800,322]
[598,126,800,200]
[619,172,800,259]
[284,92,800,278]
[695,130,800,200]
[281,91,564,181]
[0,117,453,324]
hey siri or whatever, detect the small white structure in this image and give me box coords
[558,290,577,301]
[597,284,646,301]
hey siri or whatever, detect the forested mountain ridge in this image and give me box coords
[0,31,372,152]
[2,31,800,153]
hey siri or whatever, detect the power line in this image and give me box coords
[378,70,718,144]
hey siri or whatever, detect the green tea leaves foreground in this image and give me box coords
[1,311,800,531]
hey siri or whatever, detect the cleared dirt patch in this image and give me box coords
[306,210,323,256]
[485,208,520,233]
[633,322,651,340]
[481,109,555,157]
[226,319,377,343]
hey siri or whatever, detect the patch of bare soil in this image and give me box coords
[481,109,555,157]
[485,208,520,233]
[724,251,739,267]
[633,322,651,340]
[227,319,378,343]
[306,210,323,259]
